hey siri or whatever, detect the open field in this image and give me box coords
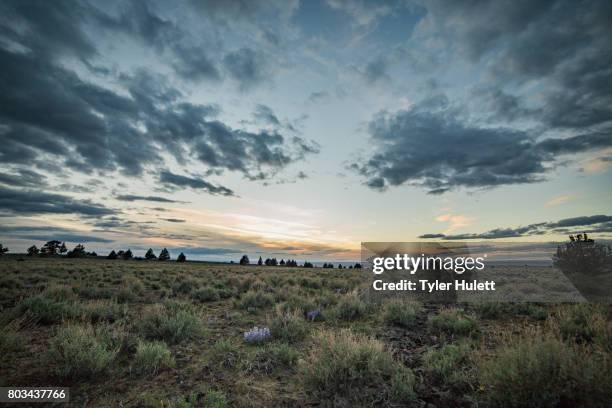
[1,257,612,407]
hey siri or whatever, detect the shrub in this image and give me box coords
[423,343,473,388]
[15,296,81,325]
[193,287,220,302]
[209,340,240,369]
[301,330,416,405]
[480,337,612,407]
[203,391,228,408]
[82,300,127,323]
[331,292,367,321]
[237,290,274,311]
[558,304,599,343]
[429,308,477,337]
[247,343,299,374]
[133,340,174,376]
[383,299,421,327]
[47,324,120,378]
[138,304,203,344]
[269,309,309,343]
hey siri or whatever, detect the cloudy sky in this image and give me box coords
[1,0,611,261]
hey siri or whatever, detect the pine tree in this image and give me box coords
[158,248,170,261]
[280,259,285,266]
[240,255,250,265]
[145,248,157,260]
[0,244,8,256]
[258,256,263,265]
[177,252,186,262]
[122,249,133,260]
[27,245,39,256]
[107,250,118,259]
[59,242,67,254]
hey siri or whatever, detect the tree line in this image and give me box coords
[0,241,186,263]
[238,255,362,269]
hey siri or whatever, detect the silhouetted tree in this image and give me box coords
[177,252,186,262]
[258,256,263,265]
[41,240,62,256]
[67,244,86,258]
[303,261,313,268]
[158,248,170,261]
[0,244,8,256]
[122,249,133,260]
[354,263,362,269]
[107,250,118,259]
[338,264,343,269]
[145,248,157,260]
[280,259,285,266]
[240,255,250,265]
[27,245,39,256]
[59,242,67,255]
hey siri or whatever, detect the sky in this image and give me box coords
[0,0,611,262]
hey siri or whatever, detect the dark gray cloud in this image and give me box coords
[223,48,270,90]
[420,214,612,240]
[114,194,183,203]
[0,1,317,190]
[161,218,186,223]
[253,104,281,126]
[363,56,389,84]
[0,169,47,188]
[426,0,612,132]
[159,170,235,196]
[0,225,113,243]
[0,186,115,216]
[352,101,612,193]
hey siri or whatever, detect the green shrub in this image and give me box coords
[47,324,120,378]
[331,292,367,321]
[209,340,240,369]
[15,296,81,325]
[480,337,612,407]
[429,308,477,337]
[82,300,127,323]
[269,309,309,343]
[423,343,473,388]
[558,304,599,343]
[237,290,274,311]
[116,287,137,304]
[193,287,220,302]
[301,330,416,405]
[383,299,421,327]
[203,391,228,408]
[133,340,174,376]
[247,343,299,374]
[138,304,203,344]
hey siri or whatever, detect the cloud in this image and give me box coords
[545,195,572,207]
[223,48,270,90]
[253,104,281,127]
[159,170,235,196]
[362,56,390,84]
[0,2,317,186]
[351,101,612,193]
[114,194,183,203]
[0,185,115,216]
[161,218,186,223]
[0,225,113,243]
[420,214,612,240]
[326,0,392,28]
[0,169,47,188]
[308,91,330,104]
[424,0,612,131]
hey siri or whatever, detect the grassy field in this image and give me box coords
[1,257,611,407]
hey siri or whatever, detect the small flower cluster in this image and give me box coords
[306,309,321,321]
[243,326,271,343]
